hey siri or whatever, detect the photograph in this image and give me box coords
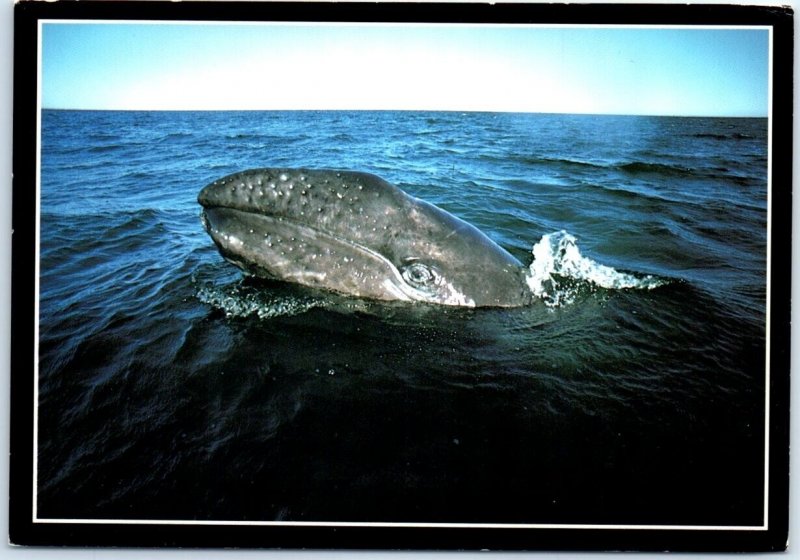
[9,1,792,552]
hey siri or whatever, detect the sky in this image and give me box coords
[40,21,770,116]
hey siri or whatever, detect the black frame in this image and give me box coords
[10,1,793,551]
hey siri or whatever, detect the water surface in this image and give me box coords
[37,110,768,525]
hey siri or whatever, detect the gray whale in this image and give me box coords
[198,168,532,307]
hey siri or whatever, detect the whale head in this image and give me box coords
[198,168,532,307]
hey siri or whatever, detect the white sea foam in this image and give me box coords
[526,230,666,307]
[196,284,320,319]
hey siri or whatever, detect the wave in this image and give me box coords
[616,161,694,176]
[511,155,697,178]
[157,131,195,142]
[691,132,754,141]
[525,231,667,308]
[86,144,122,154]
[224,133,264,140]
[541,156,603,169]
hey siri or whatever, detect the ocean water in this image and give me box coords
[36,110,768,525]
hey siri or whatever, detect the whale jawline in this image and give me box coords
[198,168,533,307]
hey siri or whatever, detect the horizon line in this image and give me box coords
[39,107,769,119]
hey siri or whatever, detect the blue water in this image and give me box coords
[37,110,768,525]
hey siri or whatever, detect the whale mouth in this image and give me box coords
[199,205,475,305]
[197,168,535,307]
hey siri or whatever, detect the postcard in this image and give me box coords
[9,1,792,551]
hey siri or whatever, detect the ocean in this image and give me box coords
[36,110,768,526]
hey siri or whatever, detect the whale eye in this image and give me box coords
[401,262,438,289]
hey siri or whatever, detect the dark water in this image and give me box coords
[37,110,768,525]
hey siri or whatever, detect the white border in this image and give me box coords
[32,16,44,524]
[762,21,774,532]
[31,19,775,533]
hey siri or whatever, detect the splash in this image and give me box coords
[196,283,321,319]
[526,230,666,307]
